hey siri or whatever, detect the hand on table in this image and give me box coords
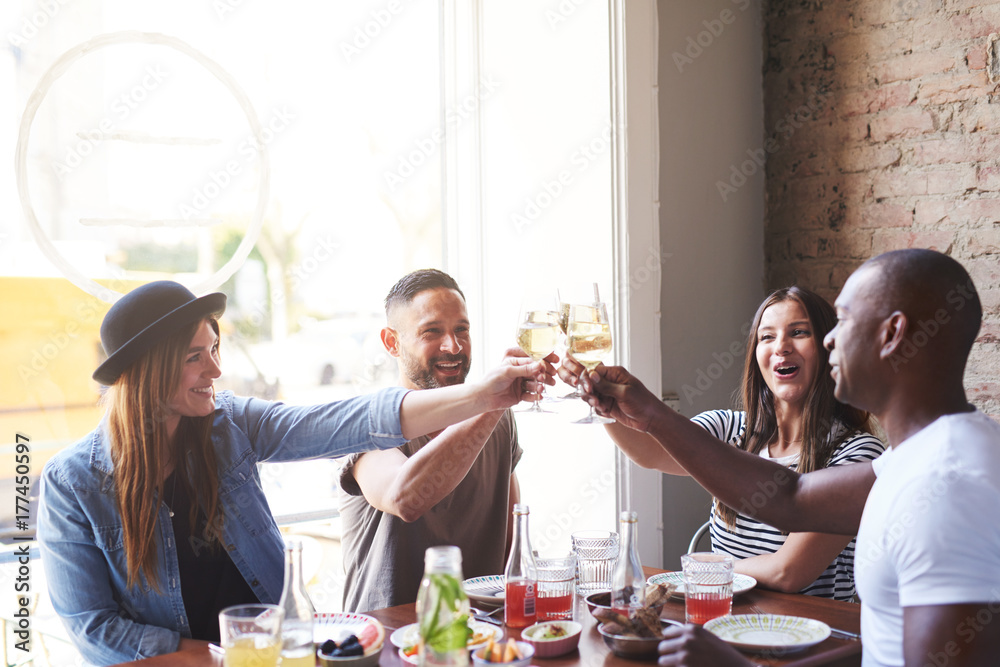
[557,357,660,432]
[658,624,752,667]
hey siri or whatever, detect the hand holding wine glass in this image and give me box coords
[515,297,562,413]
[566,301,614,424]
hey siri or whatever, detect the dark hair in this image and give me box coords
[384,269,465,316]
[716,286,874,529]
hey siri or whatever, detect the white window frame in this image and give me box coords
[440,0,662,566]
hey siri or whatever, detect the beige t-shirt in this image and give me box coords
[337,409,521,612]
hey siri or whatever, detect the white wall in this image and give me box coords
[657,0,765,566]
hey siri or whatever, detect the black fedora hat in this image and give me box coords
[93,281,227,386]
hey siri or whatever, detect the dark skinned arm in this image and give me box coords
[560,359,876,535]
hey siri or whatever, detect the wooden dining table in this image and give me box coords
[120,568,861,667]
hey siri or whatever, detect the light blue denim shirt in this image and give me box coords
[38,388,408,666]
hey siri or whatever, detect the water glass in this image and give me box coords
[219,604,284,667]
[681,552,733,625]
[571,530,618,596]
[536,553,577,620]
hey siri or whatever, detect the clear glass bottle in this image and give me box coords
[503,504,537,628]
[278,537,316,667]
[611,510,646,615]
[416,545,471,667]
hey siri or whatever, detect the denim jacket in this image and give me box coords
[38,388,408,666]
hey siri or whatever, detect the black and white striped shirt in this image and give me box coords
[691,409,886,602]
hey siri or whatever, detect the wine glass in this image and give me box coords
[557,283,599,399]
[515,297,561,413]
[566,302,614,424]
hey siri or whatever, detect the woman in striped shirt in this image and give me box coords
[602,286,885,601]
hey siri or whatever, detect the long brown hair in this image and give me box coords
[104,318,224,591]
[716,287,874,529]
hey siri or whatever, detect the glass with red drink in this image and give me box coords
[535,554,576,621]
[680,552,734,625]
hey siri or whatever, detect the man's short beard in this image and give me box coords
[402,354,471,389]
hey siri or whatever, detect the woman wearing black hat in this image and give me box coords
[37,280,550,666]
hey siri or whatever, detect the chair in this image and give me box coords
[687,520,711,554]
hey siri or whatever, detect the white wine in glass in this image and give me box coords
[515,301,560,413]
[567,302,614,424]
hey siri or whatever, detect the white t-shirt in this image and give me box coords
[855,410,1000,666]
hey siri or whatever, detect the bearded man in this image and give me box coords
[338,269,548,612]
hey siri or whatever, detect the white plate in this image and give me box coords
[463,575,506,607]
[704,614,831,654]
[646,571,757,597]
[313,611,384,654]
[390,621,502,653]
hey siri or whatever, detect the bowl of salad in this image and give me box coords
[521,621,582,658]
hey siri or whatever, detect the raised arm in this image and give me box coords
[399,353,554,440]
[568,363,875,535]
[350,409,507,522]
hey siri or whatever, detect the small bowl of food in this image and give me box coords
[471,639,534,667]
[521,620,582,658]
[597,620,677,660]
[584,591,665,621]
[316,638,382,667]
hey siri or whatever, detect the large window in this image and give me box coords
[2,1,658,651]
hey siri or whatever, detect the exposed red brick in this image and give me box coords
[873,170,929,198]
[967,43,989,70]
[978,166,1000,191]
[956,104,1000,133]
[860,202,914,228]
[914,198,1000,225]
[948,7,1000,41]
[926,167,977,194]
[873,51,956,84]
[835,144,902,173]
[966,257,1000,288]
[839,83,913,116]
[912,135,1000,164]
[871,229,955,254]
[916,71,992,104]
[836,230,875,258]
[869,108,937,141]
[968,228,1000,255]
[979,286,1000,310]
[977,321,1000,344]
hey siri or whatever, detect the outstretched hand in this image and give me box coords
[478,348,558,411]
[557,357,660,432]
[658,624,752,667]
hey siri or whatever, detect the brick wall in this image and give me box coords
[763,0,1000,417]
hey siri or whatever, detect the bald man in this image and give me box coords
[560,249,1000,666]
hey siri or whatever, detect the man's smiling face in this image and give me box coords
[387,287,471,389]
